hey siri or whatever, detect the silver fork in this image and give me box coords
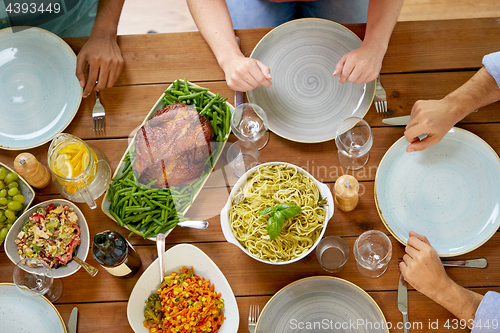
[374,76,388,113]
[248,303,260,333]
[92,90,105,131]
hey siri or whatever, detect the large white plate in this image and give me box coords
[0,27,82,150]
[248,18,375,143]
[375,128,500,256]
[0,283,67,332]
[256,276,388,333]
[127,243,239,332]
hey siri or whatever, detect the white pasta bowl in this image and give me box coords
[5,199,90,279]
[220,162,334,265]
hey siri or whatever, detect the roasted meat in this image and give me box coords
[133,102,213,187]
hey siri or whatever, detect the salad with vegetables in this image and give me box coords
[15,204,81,268]
[144,266,226,332]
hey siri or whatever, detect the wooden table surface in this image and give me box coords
[1,18,500,333]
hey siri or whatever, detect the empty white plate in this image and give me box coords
[0,283,66,333]
[256,276,388,333]
[375,128,500,256]
[0,27,82,150]
[248,18,375,143]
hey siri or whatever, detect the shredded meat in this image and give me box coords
[133,102,213,187]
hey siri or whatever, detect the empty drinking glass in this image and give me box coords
[13,257,63,302]
[226,141,259,178]
[316,236,349,273]
[353,230,392,278]
[231,103,269,150]
[335,117,373,170]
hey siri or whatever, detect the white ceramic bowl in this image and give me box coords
[127,243,239,332]
[220,162,334,265]
[5,199,90,279]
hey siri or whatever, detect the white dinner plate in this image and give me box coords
[0,27,82,150]
[375,128,500,256]
[0,283,67,332]
[127,243,239,332]
[248,18,375,143]
[256,276,388,333]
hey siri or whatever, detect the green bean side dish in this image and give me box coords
[107,79,231,239]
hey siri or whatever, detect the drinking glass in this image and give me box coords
[226,141,259,178]
[231,103,269,150]
[13,257,63,302]
[335,117,373,170]
[316,236,349,273]
[353,230,392,278]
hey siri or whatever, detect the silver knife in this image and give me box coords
[382,109,479,126]
[398,274,410,333]
[382,115,411,126]
[68,307,78,333]
[442,258,487,268]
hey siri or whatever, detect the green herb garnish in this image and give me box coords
[259,203,301,240]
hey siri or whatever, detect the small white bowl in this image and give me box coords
[5,199,90,279]
[127,243,239,332]
[220,162,334,265]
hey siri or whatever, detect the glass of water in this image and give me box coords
[226,141,259,178]
[353,230,392,278]
[335,117,373,170]
[231,103,269,150]
[316,236,349,273]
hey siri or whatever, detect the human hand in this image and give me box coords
[76,35,124,98]
[333,45,383,85]
[220,55,272,92]
[399,231,453,300]
[404,99,462,152]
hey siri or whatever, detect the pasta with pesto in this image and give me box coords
[229,164,327,262]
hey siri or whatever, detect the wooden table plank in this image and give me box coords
[64,19,500,87]
[0,71,493,146]
[382,18,500,74]
[2,235,499,304]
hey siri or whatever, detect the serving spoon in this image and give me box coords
[155,221,208,283]
[73,256,98,277]
[156,233,165,283]
[177,220,209,229]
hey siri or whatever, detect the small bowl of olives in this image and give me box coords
[0,163,35,246]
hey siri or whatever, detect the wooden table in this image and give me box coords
[1,18,500,332]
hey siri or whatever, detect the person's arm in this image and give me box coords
[404,66,500,152]
[186,0,272,92]
[400,231,483,327]
[334,0,403,84]
[76,0,125,98]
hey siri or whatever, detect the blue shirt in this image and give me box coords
[483,51,500,89]
[472,291,500,332]
[0,0,98,37]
